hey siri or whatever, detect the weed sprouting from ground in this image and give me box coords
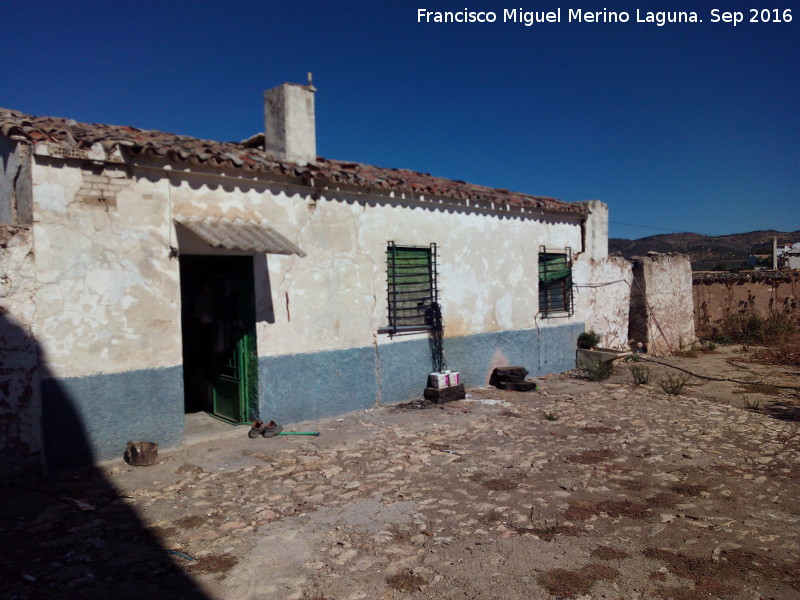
[629,364,653,386]
[583,359,614,381]
[742,395,761,410]
[543,411,559,421]
[659,374,689,395]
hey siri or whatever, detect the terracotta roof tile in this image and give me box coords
[0,108,586,215]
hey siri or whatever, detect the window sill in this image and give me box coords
[378,325,433,336]
[539,311,573,319]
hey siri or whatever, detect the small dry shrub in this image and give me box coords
[717,309,799,346]
[584,359,614,381]
[629,364,653,385]
[659,374,689,395]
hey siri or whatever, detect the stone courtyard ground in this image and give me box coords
[2,346,799,600]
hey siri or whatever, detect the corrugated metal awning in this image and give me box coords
[175,215,306,257]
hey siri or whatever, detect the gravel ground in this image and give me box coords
[2,346,798,600]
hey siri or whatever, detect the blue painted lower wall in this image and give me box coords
[258,345,378,425]
[41,366,184,471]
[257,322,584,421]
[39,323,582,470]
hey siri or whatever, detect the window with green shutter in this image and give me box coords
[538,247,573,317]
[382,242,438,334]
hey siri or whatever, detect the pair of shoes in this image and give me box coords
[248,420,265,438]
[247,419,283,438]
[261,420,283,438]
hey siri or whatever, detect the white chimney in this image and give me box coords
[263,77,317,165]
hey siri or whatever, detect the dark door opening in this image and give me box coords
[179,255,258,424]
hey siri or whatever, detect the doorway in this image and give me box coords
[179,255,258,424]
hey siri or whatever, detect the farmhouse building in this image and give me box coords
[1,81,626,472]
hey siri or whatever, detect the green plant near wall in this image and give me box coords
[577,331,601,349]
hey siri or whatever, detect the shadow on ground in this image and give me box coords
[0,314,208,600]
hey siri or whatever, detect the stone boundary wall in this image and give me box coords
[693,270,800,334]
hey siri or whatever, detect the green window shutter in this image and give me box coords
[538,247,574,317]
[385,242,438,334]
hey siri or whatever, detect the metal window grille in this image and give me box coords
[538,246,574,317]
[385,242,438,334]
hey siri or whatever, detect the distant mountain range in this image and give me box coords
[608,230,800,270]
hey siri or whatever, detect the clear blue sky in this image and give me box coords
[3,0,797,239]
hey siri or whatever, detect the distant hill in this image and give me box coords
[608,230,800,270]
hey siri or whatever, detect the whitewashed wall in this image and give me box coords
[28,157,611,379]
[30,161,181,379]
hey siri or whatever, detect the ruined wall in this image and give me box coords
[692,271,800,335]
[572,256,632,350]
[0,226,42,473]
[630,254,696,355]
[570,201,632,350]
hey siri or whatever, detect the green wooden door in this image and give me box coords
[209,257,257,424]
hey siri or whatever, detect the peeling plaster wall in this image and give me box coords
[171,181,587,356]
[0,226,42,473]
[29,160,184,467]
[31,161,181,377]
[572,256,632,349]
[170,176,592,420]
[630,254,696,355]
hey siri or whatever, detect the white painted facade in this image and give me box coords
[27,156,595,380]
[1,86,632,471]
